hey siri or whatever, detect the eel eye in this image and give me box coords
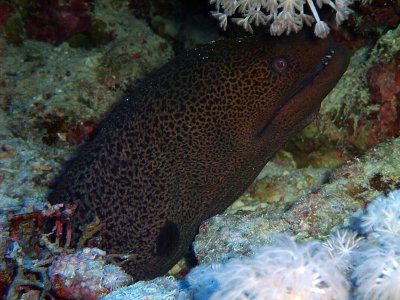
[271,56,289,73]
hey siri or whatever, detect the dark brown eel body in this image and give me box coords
[48,32,349,280]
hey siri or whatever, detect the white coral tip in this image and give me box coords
[314,20,330,38]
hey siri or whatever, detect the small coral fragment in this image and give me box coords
[48,248,132,299]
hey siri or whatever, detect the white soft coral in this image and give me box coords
[360,190,400,238]
[186,235,350,300]
[352,239,400,300]
[323,230,363,274]
[351,190,400,300]
[210,0,356,38]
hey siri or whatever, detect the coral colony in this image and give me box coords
[185,235,350,300]
[209,0,356,38]
[185,190,400,300]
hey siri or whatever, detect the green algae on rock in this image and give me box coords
[48,31,349,280]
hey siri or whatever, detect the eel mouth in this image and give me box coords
[257,46,337,137]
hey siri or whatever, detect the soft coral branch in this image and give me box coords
[210,0,357,38]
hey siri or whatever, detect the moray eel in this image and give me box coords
[48,31,349,280]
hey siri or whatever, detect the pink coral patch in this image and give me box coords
[25,0,94,45]
[366,51,400,148]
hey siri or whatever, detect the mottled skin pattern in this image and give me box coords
[48,32,349,280]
